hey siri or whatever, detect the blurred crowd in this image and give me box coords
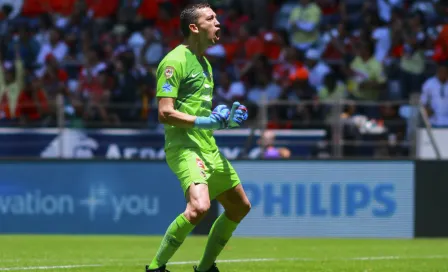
[0,0,448,155]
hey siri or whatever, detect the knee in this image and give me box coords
[184,199,210,224]
[239,200,251,218]
[227,200,251,223]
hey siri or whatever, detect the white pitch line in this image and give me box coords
[168,257,313,265]
[349,255,448,261]
[1,255,447,271]
[0,264,102,271]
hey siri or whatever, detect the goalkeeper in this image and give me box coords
[146,3,251,272]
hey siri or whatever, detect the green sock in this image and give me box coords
[197,213,239,271]
[148,214,195,269]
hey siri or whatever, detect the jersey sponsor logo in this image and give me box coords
[196,157,206,170]
[164,66,175,79]
[191,72,200,78]
[162,83,173,93]
[196,157,207,178]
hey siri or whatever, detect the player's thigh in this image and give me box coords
[207,150,241,200]
[165,148,213,198]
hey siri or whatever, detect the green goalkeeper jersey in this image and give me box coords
[156,45,217,152]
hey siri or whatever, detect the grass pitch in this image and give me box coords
[0,236,447,272]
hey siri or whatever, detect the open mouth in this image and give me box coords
[215,29,221,40]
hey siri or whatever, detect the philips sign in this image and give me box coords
[243,183,396,217]
[225,161,414,238]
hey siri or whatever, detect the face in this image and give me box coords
[50,29,59,44]
[337,23,346,36]
[284,47,296,63]
[219,72,230,86]
[47,57,58,69]
[359,44,371,58]
[191,7,221,45]
[381,104,394,117]
[305,58,317,68]
[408,15,420,28]
[437,66,448,82]
[5,71,14,84]
[260,130,275,146]
[32,78,41,91]
[238,25,249,40]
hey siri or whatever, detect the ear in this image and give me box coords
[189,23,199,35]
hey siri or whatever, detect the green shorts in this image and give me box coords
[165,147,241,200]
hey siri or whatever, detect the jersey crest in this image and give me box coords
[164,66,175,79]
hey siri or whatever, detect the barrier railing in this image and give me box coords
[0,94,441,159]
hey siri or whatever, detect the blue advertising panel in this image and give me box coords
[0,162,185,234]
[223,161,415,238]
[0,128,324,159]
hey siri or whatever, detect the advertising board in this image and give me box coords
[0,128,324,159]
[0,162,184,234]
[417,128,448,159]
[224,161,415,238]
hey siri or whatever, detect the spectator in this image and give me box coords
[222,4,250,37]
[368,13,392,64]
[251,130,292,159]
[0,0,443,157]
[225,24,264,64]
[0,43,24,123]
[109,54,147,124]
[6,25,40,67]
[399,32,426,99]
[77,45,107,100]
[304,48,331,91]
[279,67,319,127]
[273,46,302,84]
[376,0,403,24]
[36,28,68,67]
[288,0,322,52]
[316,0,341,26]
[154,3,181,49]
[378,103,407,157]
[83,69,111,125]
[318,72,347,124]
[34,13,54,46]
[0,4,13,37]
[215,70,246,104]
[318,21,354,62]
[420,61,448,127]
[16,75,49,126]
[38,54,69,101]
[140,27,164,69]
[245,55,282,106]
[433,23,448,62]
[347,42,387,101]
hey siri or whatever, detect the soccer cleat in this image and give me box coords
[193,263,220,272]
[146,265,170,272]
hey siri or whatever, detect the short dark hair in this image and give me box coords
[180,2,211,38]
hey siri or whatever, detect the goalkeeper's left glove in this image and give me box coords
[228,101,248,128]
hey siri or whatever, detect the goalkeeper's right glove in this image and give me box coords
[193,105,230,130]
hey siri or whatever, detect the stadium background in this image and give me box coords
[0,1,448,271]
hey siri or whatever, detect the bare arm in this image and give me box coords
[158,97,196,128]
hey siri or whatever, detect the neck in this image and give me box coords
[184,37,208,56]
[361,55,370,62]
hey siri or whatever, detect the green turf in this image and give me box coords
[0,236,448,271]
